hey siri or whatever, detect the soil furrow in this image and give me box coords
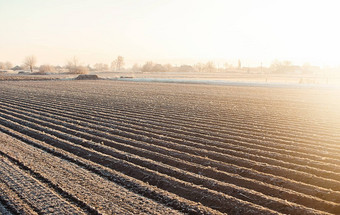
[0,124,222,215]
[2,98,340,174]
[1,101,340,211]
[0,110,338,214]
[0,156,86,215]
[15,85,338,144]
[1,110,340,195]
[0,132,183,215]
[1,80,339,215]
[2,92,340,164]
[0,122,277,215]
[0,181,37,215]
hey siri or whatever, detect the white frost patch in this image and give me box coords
[115,77,340,90]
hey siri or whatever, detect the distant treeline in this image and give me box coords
[0,56,334,75]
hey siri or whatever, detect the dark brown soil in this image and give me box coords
[0,80,339,214]
[75,74,99,80]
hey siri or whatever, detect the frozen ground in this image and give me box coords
[0,80,340,214]
[2,71,340,89]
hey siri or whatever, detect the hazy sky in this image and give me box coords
[1,0,339,67]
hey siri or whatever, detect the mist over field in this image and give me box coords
[1,1,340,215]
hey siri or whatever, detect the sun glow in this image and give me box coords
[0,0,340,67]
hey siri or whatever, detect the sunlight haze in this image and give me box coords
[1,1,340,214]
[1,0,339,67]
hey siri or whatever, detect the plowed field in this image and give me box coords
[0,80,340,214]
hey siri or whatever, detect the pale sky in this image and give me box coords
[1,0,340,67]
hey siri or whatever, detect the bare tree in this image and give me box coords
[141,61,154,72]
[75,66,89,74]
[0,62,5,70]
[153,64,166,72]
[66,56,79,71]
[110,60,117,71]
[0,61,13,70]
[66,56,88,74]
[205,61,216,72]
[5,61,13,70]
[24,55,37,73]
[94,63,109,72]
[131,63,141,72]
[178,65,194,73]
[111,56,124,71]
[163,64,172,72]
[270,60,294,74]
[237,59,242,69]
[224,62,233,70]
[39,64,55,74]
[116,56,124,71]
[194,63,204,72]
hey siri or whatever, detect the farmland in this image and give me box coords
[0,80,340,214]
